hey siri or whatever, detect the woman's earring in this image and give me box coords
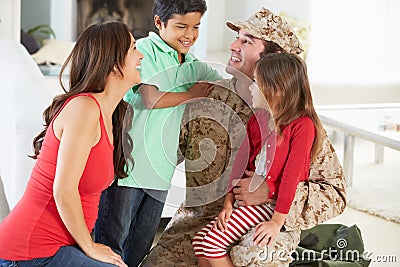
[113,66,120,76]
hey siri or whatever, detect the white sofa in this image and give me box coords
[0,40,54,209]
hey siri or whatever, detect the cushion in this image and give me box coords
[32,39,75,66]
[20,30,40,54]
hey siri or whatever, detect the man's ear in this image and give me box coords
[154,15,162,30]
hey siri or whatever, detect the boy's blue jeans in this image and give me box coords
[0,246,116,266]
[94,181,168,267]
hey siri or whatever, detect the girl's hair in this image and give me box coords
[254,52,323,161]
[153,0,207,25]
[31,21,134,178]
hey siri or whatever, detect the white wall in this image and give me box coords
[385,0,400,81]
[307,0,387,83]
[205,0,310,54]
[245,0,310,19]
[50,0,76,41]
[19,0,75,42]
[204,0,227,52]
[3,0,400,104]
[204,0,400,104]
[0,0,21,41]
[305,0,400,104]
[20,0,51,32]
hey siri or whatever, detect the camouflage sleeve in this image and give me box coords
[283,130,346,230]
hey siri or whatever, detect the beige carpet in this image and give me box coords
[348,187,400,223]
[331,135,400,224]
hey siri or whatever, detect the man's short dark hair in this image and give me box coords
[153,0,207,25]
[261,40,285,56]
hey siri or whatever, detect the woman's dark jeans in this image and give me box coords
[0,246,117,266]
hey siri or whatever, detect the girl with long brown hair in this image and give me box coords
[193,52,323,267]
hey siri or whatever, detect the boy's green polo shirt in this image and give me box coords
[119,32,221,190]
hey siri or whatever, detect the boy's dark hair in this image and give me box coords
[153,0,207,25]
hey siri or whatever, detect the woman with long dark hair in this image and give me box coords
[0,21,143,267]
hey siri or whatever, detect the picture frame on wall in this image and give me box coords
[76,0,156,39]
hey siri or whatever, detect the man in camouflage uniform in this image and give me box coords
[141,8,346,267]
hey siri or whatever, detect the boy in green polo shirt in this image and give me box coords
[94,0,221,266]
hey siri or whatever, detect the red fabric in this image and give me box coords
[0,93,114,260]
[228,110,273,191]
[193,204,274,258]
[229,110,315,214]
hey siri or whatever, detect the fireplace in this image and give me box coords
[76,0,156,39]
